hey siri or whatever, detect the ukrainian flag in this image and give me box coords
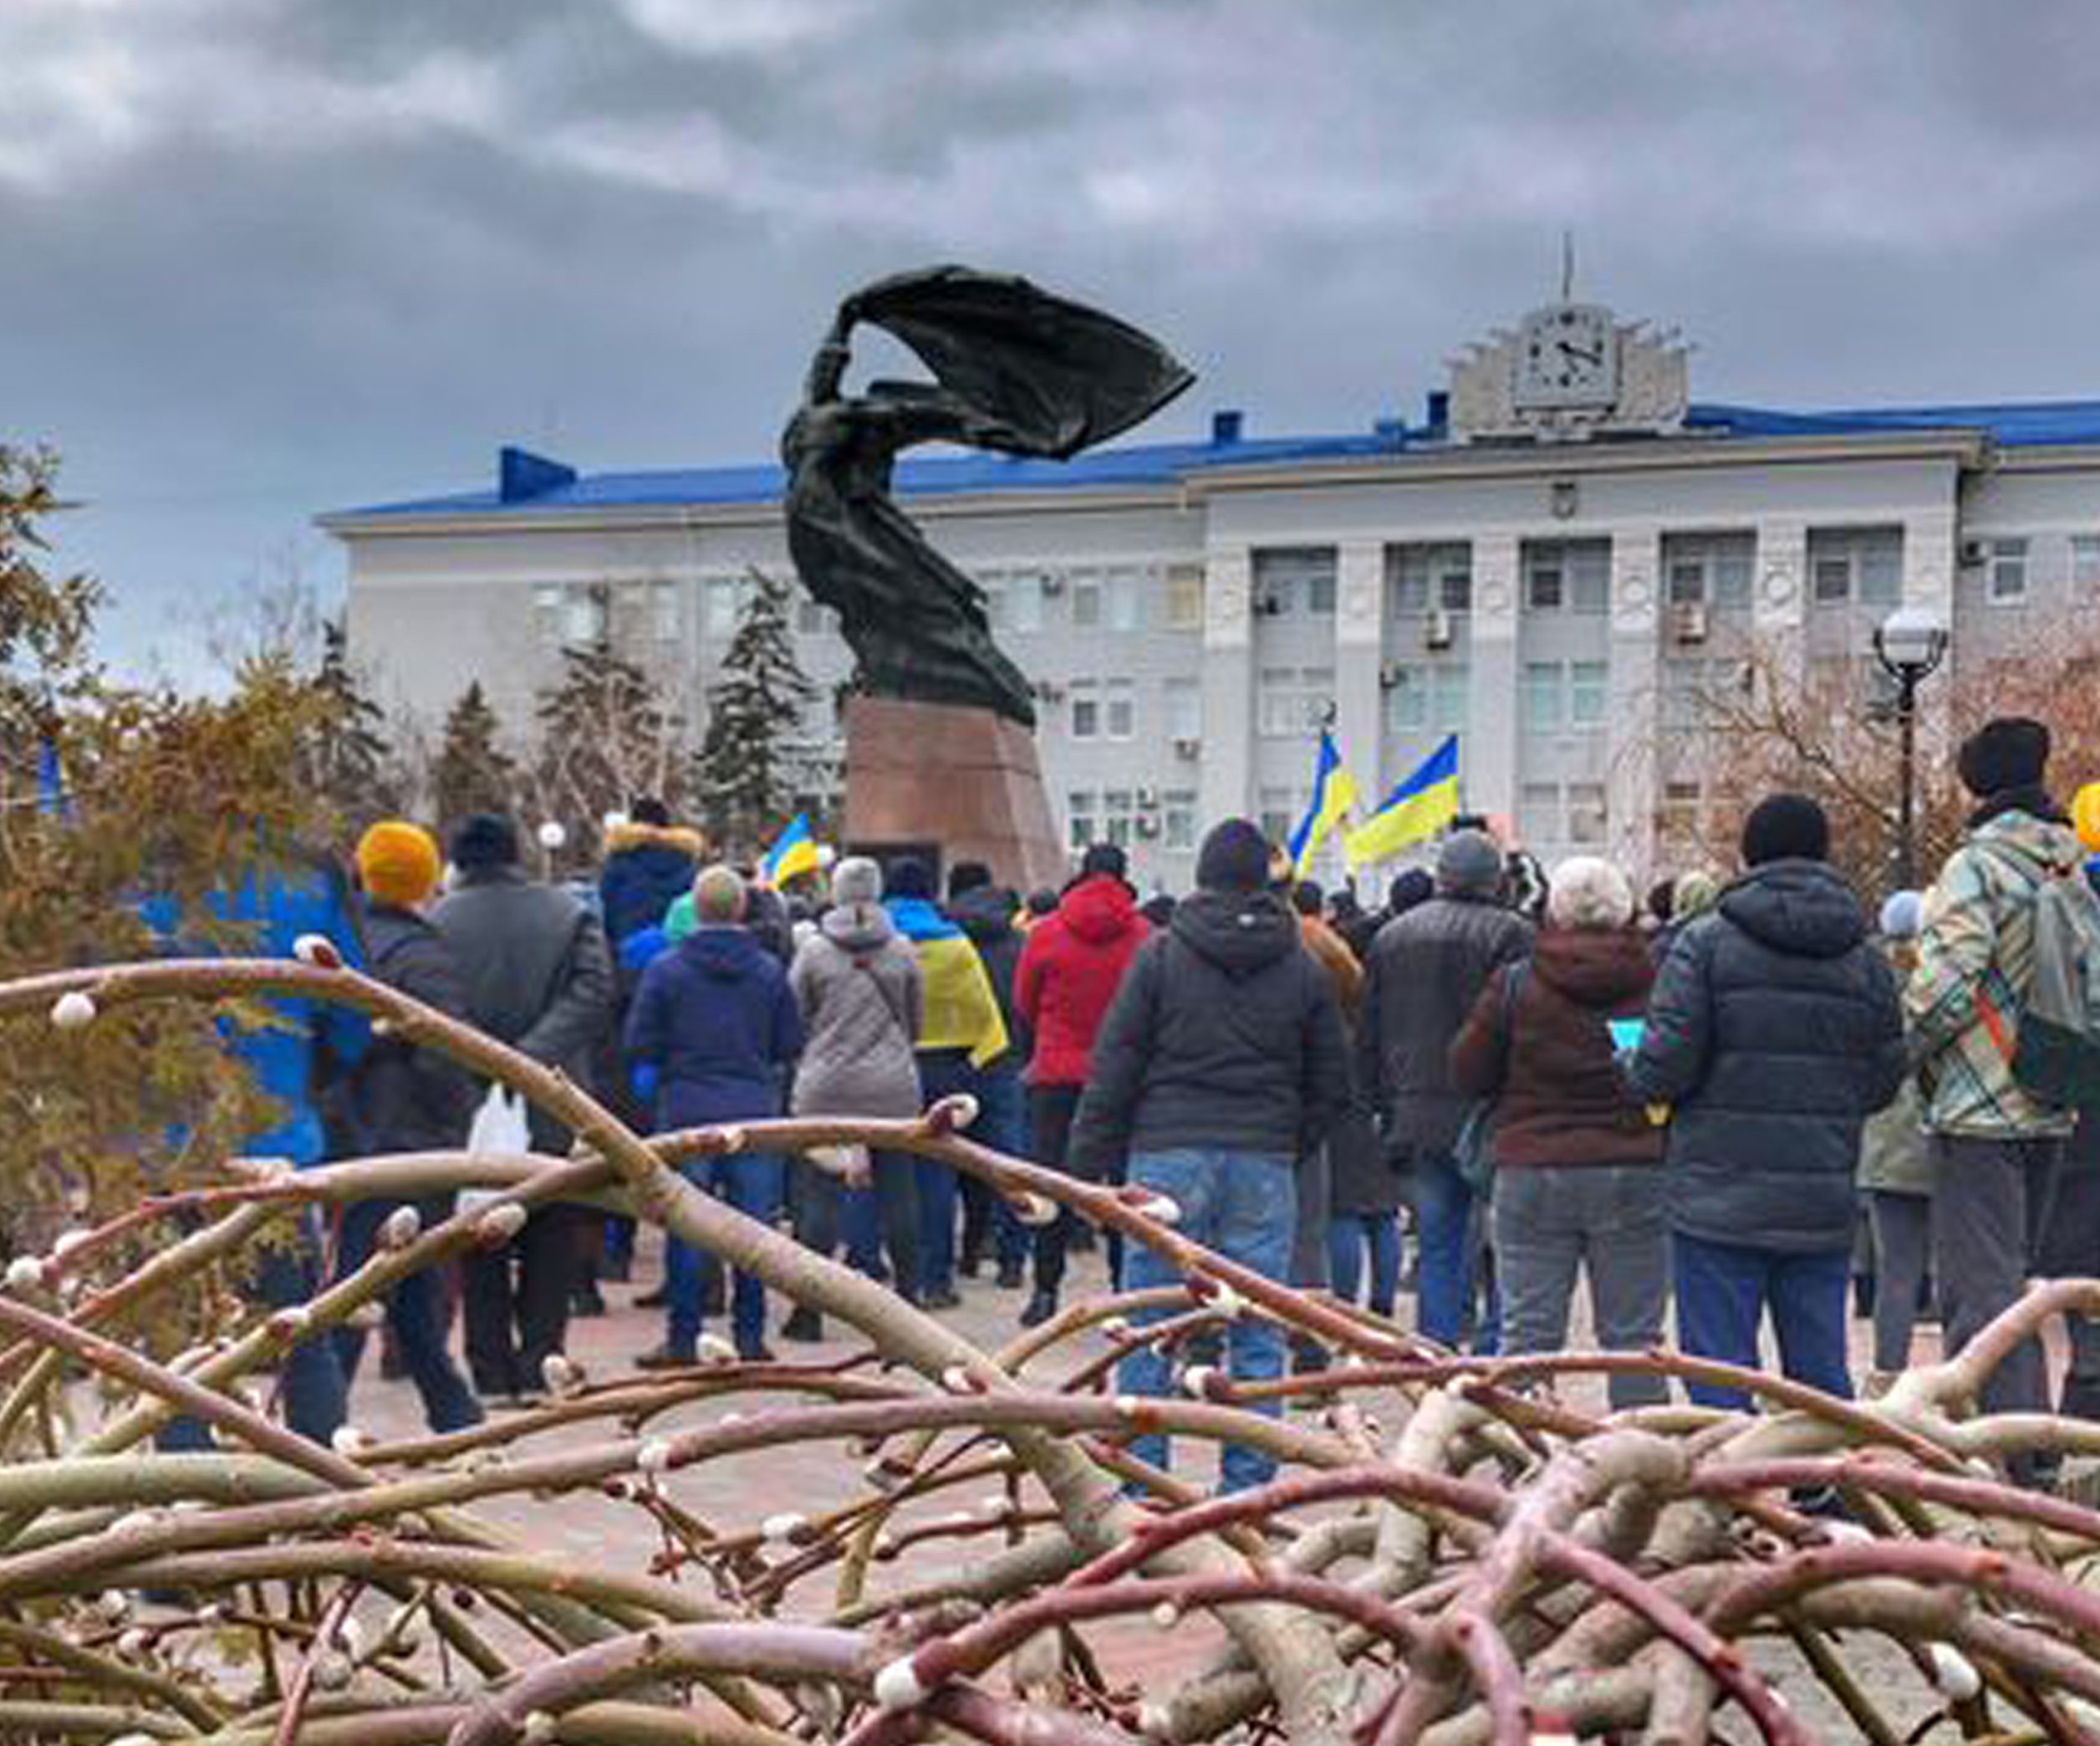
[1287,728,1358,876]
[761,814,822,886]
[1345,734,1460,867]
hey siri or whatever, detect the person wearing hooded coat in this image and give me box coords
[624,865,804,1366]
[597,800,706,947]
[1450,855,1667,1410]
[1910,718,2088,1456]
[1070,819,1349,1493]
[1628,794,1905,1409]
[781,857,925,1339]
[1013,841,1149,1324]
[943,861,1032,1289]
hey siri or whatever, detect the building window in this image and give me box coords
[1660,657,1749,732]
[1257,666,1333,738]
[1162,789,1198,850]
[1987,537,2028,604]
[1071,572,1102,629]
[533,583,563,646]
[1807,527,1903,606]
[1103,788,1137,847]
[1067,791,1097,851]
[1068,681,1101,741]
[1387,662,1469,736]
[704,576,753,636]
[1166,564,1205,630]
[1523,539,1609,614]
[1164,677,1202,743]
[1663,533,1755,609]
[1567,782,1608,845]
[1107,569,1142,631]
[2072,536,2100,593]
[650,580,681,642]
[1569,660,1608,727]
[1009,573,1043,633]
[1258,786,1299,847]
[795,595,836,636]
[1253,547,1338,617]
[1388,543,1472,615]
[1658,779,1703,845]
[1522,662,1565,732]
[1519,782,1562,845]
[1104,677,1135,741]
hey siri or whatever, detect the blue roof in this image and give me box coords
[329,397,2100,523]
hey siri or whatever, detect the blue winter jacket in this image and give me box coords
[141,858,370,1167]
[623,925,804,1131]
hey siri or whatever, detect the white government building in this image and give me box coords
[327,293,2100,891]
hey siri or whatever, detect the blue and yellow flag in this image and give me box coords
[1345,734,1460,867]
[1287,728,1358,876]
[761,814,822,886]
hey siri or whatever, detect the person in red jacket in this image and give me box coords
[1012,843,1149,1325]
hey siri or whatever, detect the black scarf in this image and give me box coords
[1967,783,2067,830]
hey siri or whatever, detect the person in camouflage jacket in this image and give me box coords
[1909,717,2081,1461]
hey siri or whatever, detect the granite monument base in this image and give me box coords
[842,695,1066,892]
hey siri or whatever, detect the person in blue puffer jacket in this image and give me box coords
[624,865,803,1365]
[143,844,370,1446]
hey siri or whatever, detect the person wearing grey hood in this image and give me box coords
[780,856,925,1339]
[1359,827,1532,1350]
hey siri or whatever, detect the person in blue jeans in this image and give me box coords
[1070,819,1348,1492]
[1629,794,1905,1411]
[1358,831,1531,1351]
[624,865,803,1365]
[944,865,1032,1288]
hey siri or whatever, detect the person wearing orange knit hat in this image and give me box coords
[339,820,484,1432]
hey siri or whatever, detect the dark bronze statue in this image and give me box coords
[782,266,1194,728]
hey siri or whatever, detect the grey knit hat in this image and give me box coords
[830,855,884,907]
[1435,828,1504,897]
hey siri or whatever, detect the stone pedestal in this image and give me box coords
[842,696,1066,891]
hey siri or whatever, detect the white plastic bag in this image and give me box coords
[461,1087,530,1217]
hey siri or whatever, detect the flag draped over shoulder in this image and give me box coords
[761,814,820,886]
[1287,729,1358,875]
[1346,735,1460,867]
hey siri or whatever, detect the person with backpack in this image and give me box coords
[1628,794,1905,1409]
[1450,855,1667,1408]
[334,822,483,1432]
[1069,819,1348,1492]
[1910,719,2089,1452]
[781,856,925,1338]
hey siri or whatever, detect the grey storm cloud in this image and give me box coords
[5,0,2100,673]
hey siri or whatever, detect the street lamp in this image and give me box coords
[1872,605,1950,891]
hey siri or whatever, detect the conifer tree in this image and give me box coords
[431,680,518,828]
[530,597,688,865]
[692,569,818,855]
[303,617,394,823]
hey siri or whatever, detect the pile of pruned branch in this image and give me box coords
[1,952,2099,1745]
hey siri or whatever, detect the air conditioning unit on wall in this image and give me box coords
[1958,539,1988,568]
[1423,609,1455,651]
[1172,736,1201,759]
[1670,601,1709,646]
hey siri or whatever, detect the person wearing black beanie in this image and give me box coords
[886,858,935,901]
[1740,793,1830,867]
[450,813,522,875]
[1910,714,2085,1471]
[1625,789,1904,1417]
[1067,819,1349,1491]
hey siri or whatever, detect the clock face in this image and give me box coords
[1514,303,1619,410]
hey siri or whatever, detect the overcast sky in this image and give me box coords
[8,0,2100,676]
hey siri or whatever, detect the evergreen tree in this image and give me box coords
[531,607,688,866]
[303,617,393,823]
[432,680,519,828]
[693,569,818,855]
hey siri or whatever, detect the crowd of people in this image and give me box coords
[160,711,2100,1497]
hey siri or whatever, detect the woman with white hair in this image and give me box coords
[1449,855,1669,1408]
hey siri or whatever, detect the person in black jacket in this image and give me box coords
[335,822,484,1433]
[1070,819,1348,1493]
[945,862,1032,1289]
[1628,794,1906,1408]
[1359,830,1532,1350]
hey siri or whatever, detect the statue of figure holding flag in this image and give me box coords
[782,267,1194,729]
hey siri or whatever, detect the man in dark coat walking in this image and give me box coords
[435,814,614,1403]
[1071,819,1348,1492]
[1358,830,1532,1350]
[1629,794,1906,1407]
